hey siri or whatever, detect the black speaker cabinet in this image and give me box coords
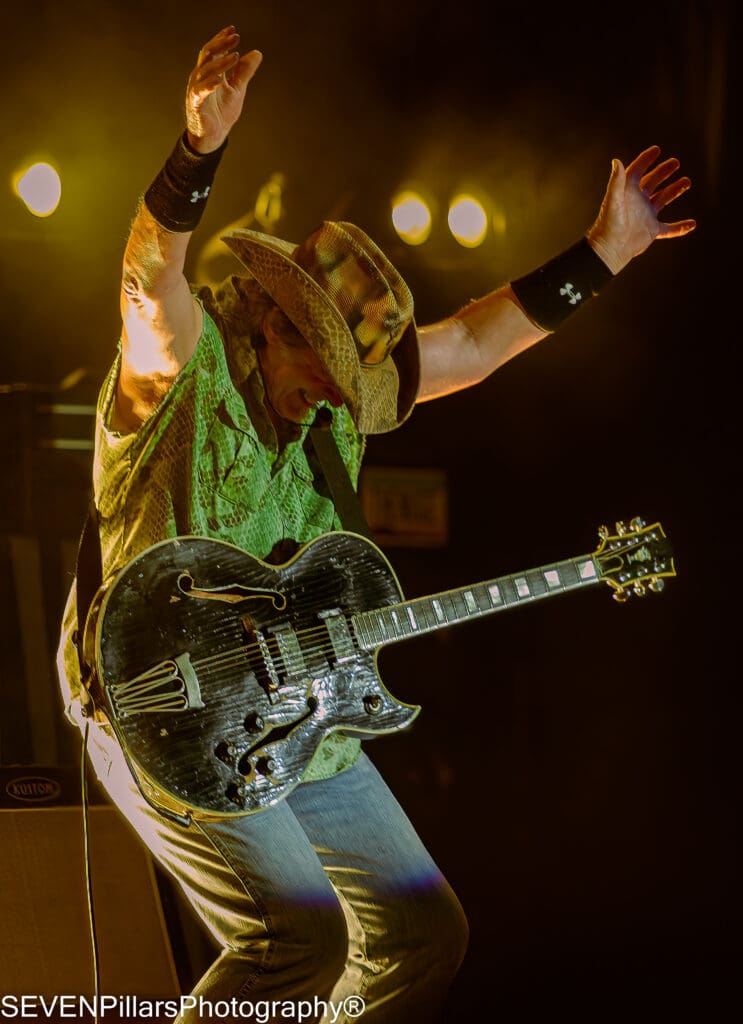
[0,764,182,1001]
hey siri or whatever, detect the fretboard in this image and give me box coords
[352,552,600,649]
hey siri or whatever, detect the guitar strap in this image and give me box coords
[309,408,373,539]
[74,408,372,662]
[73,496,101,683]
[69,408,370,827]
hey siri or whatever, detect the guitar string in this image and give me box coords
[192,557,606,677]
[192,585,494,677]
[191,558,597,679]
[140,540,654,685]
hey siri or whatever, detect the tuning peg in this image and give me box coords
[649,577,665,593]
[598,525,610,541]
[615,521,629,535]
[630,517,646,532]
[612,586,629,603]
[633,581,647,597]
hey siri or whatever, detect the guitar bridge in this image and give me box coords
[241,618,308,704]
[108,653,204,718]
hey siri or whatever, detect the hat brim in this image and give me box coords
[221,228,420,434]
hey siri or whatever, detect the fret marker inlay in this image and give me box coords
[578,560,597,580]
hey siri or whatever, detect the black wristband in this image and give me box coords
[144,132,227,232]
[510,238,614,332]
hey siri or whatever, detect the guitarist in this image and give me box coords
[56,23,695,1024]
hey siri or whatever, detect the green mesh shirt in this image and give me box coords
[59,283,365,784]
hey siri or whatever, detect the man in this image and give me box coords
[57,23,695,1024]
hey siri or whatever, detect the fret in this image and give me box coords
[412,599,438,630]
[448,590,469,619]
[352,553,601,651]
[497,576,519,607]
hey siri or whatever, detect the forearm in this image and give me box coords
[121,198,192,304]
[417,287,547,401]
[416,146,695,403]
[417,234,616,400]
[118,126,230,386]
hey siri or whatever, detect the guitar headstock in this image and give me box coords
[594,517,675,602]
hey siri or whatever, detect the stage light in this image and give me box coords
[448,193,488,248]
[391,190,432,245]
[14,162,62,217]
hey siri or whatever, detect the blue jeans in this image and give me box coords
[83,721,468,1023]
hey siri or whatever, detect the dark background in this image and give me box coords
[0,1,738,1019]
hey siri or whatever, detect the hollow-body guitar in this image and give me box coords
[84,518,674,821]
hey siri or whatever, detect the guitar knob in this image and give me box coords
[255,756,276,776]
[225,781,247,806]
[244,712,265,733]
[215,740,236,764]
[363,694,383,715]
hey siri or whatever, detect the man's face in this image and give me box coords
[260,307,343,425]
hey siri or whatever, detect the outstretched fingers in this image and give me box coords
[626,144,696,236]
[625,145,662,183]
[197,26,240,67]
[649,175,692,211]
[656,217,697,239]
[640,156,681,194]
[191,51,241,97]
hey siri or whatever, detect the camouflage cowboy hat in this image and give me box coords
[221,220,420,434]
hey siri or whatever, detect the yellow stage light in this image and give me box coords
[14,162,62,217]
[448,193,487,248]
[391,191,432,245]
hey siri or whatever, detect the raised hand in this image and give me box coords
[185,26,263,154]
[588,145,696,274]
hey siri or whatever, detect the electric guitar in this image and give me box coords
[83,517,674,821]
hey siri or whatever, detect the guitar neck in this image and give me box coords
[352,551,601,649]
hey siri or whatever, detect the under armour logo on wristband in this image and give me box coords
[559,282,582,306]
[511,239,612,332]
[145,133,227,232]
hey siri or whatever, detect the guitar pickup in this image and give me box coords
[268,623,307,682]
[319,609,356,662]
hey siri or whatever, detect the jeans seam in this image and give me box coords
[194,819,276,995]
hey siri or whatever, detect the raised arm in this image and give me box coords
[416,146,696,401]
[116,27,262,431]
